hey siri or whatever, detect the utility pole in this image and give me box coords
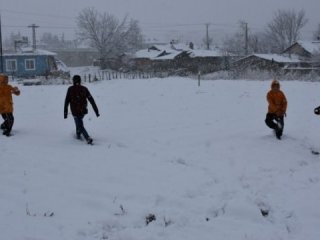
[0,14,3,73]
[244,22,248,56]
[28,24,39,51]
[205,23,210,50]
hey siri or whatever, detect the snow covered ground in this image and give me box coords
[1,77,320,240]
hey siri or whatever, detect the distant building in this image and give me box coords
[0,48,61,78]
[233,54,300,72]
[282,41,320,59]
[133,43,232,74]
[53,48,99,67]
[232,41,320,75]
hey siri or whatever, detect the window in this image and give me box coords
[25,59,36,70]
[6,59,17,72]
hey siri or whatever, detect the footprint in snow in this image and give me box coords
[116,142,128,148]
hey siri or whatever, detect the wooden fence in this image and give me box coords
[80,70,165,83]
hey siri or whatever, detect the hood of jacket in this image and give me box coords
[0,74,8,85]
[271,79,280,89]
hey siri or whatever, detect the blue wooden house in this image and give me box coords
[0,48,58,78]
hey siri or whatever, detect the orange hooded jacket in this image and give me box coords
[0,74,20,114]
[267,80,287,116]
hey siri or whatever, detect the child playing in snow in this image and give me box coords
[0,74,20,136]
[64,75,100,144]
[265,79,287,140]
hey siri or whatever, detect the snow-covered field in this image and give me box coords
[1,77,320,240]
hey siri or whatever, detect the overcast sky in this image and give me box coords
[0,0,319,45]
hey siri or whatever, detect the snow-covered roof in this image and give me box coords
[238,54,301,63]
[134,44,185,60]
[297,41,320,54]
[134,43,226,60]
[4,48,56,57]
[156,51,184,60]
[190,49,225,58]
[134,49,163,59]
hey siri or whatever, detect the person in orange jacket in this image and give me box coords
[265,79,287,140]
[0,74,20,136]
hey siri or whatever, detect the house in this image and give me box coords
[232,54,308,73]
[0,48,60,78]
[54,48,99,67]
[133,43,231,74]
[282,41,320,70]
[283,41,320,59]
[233,41,320,76]
[186,49,232,73]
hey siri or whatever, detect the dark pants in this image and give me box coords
[1,113,14,135]
[73,115,90,140]
[265,113,284,137]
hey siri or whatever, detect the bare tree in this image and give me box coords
[222,21,265,55]
[3,32,24,50]
[222,32,243,55]
[77,7,143,69]
[266,9,308,53]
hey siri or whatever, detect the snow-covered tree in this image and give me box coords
[265,9,308,53]
[76,7,144,69]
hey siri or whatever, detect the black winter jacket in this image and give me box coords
[64,85,99,117]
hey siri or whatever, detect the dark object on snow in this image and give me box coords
[44,212,54,217]
[164,217,173,227]
[64,75,99,117]
[311,149,320,155]
[145,213,156,225]
[314,106,320,115]
[265,80,287,140]
[260,209,269,217]
[64,75,99,143]
[265,113,284,140]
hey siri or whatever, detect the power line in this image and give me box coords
[0,11,317,41]
[3,24,76,29]
[1,7,318,34]
[1,8,74,20]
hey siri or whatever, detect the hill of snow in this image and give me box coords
[1,78,320,240]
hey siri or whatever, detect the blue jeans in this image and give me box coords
[73,115,90,140]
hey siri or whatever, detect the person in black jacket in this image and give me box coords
[64,75,99,144]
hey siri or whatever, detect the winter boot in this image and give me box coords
[275,125,282,140]
[274,119,283,140]
[0,123,6,130]
[3,130,11,137]
[87,137,93,145]
[275,130,282,140]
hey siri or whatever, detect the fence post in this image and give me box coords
[198,71,201,87]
